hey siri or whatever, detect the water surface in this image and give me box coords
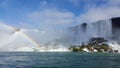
[0,52,120,68]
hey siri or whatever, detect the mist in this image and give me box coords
[0,17,120,52]
[0,23,69,51]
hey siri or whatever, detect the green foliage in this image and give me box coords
[69,46,83,52]
[100,45,109,51]
[72,48,79,52]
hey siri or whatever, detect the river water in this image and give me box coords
[0,52,120,68]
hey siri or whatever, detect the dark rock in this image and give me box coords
[108,50,113,53]
[111,17,120,28]
[69,37,113,53]
[82,23,87,32]
[89,37,107,46]
[114,50,119,53]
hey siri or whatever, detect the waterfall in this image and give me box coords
[68,19,112,44]
[87,19,112,38]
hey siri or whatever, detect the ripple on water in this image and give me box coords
[0,52,120,68]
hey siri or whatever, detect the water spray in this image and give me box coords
[0,23,43,51]
[15,30,42,51]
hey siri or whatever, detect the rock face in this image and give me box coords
[111,17,120,28]
[81,23,87,32]
[111,17,120,41]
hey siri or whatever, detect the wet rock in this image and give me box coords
[69,37,113,53]
[108,50,113,53]
[114,50,119,53]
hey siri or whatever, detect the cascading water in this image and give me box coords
[87,20,112,38]
[67,19,112,44]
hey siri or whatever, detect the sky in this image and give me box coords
[0,0,120,30]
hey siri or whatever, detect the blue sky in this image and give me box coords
[0,0,120,30]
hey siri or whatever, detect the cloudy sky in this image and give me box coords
[0,0,120,30]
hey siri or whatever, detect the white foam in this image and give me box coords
[107,41,120,52]
[83,48,90,52]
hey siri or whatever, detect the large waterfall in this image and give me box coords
[67,19,112,44]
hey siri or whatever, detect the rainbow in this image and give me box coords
[0,23,42,51]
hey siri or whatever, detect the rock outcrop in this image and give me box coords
[69,37,117,53]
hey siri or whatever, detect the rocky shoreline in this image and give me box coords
[69,37,119,53]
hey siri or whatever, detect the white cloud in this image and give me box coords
[77,7,120,23]
[76,0,120,23]
[15,22,37,29]
[27,0,120,29]
[107,0,120,6]
[40,0,47,6]
[28,9,75,29]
